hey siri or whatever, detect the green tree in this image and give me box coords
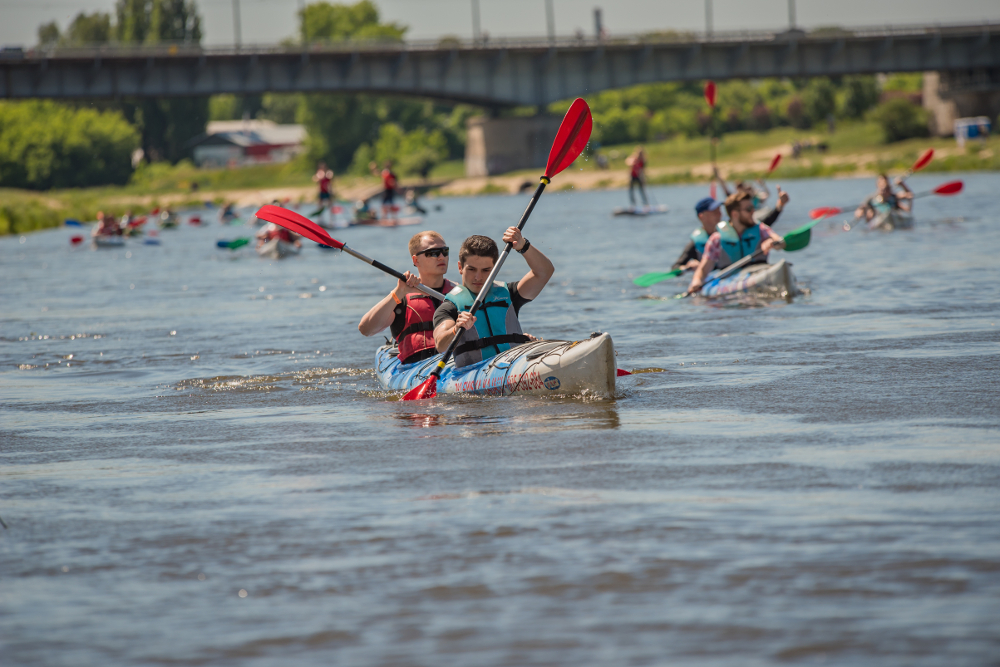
[300,0,405,42]
[869,98,929,143]
[65,12,113,45]
[37,22,61,46]
[840,76,880,119]
[802,77,837,126]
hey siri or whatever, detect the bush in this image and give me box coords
[803,77,837,125]
[0,101,138,190]
[840,76,880,119]
[868,99,929,143]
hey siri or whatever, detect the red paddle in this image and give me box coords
[253,205,446,300]
[767,153,782,174]
[705,81,718,197]
[402,98,593,401]
[808,180,964,219]
[904,148,934,178]
[704,81,717,108]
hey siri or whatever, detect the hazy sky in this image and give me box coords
[3,0,999,46]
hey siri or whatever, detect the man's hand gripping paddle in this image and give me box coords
[402,98,593,401]
[253,205,445,300]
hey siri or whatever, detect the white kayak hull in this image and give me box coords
[257,239,301,259]
[92,235,125,248]
[869,208,913,231]
[701,259,797,300]
[375,333,619,398]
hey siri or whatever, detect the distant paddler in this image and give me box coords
[219,202,239,224]
[91,211,122,238]
[358,231,456,366]
[854,174,913,223]
[432,231,553,368]
[672,196,723,272]
[687,190,785,294]
[255,222,301,251]
[625,146,649,208]
[313,162,335,211]
[369,160,399,221]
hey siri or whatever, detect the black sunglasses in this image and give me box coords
[415,246,449,258]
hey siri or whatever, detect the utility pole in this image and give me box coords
[471,0,481,42]
[593,7,603,40]
[705,0,713,35]
[545,0,555,44]
[232,0,242,48]
[788,0,796,30]
[298,0,305,42]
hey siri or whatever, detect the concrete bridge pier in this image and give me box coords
[464,115,562,177]
[924,69,1000,136]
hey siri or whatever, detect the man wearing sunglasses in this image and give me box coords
[432,227,554,368]
[358,231,457,365]
[687,190,785,294]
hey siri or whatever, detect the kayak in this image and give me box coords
[869,206,913,231]
[613,204,669,217]
[92,235,125,248]
[257,238,301,259]
[352,216,423,228]
[375,333,619,398]
[700,259,797,300]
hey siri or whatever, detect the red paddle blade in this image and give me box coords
[545,98,593,179]
[402,376,437,401]
[933,180,963,196]
[809,206,843,220]
[704,80,717,108]
[768,153,782,173]
[255,205,344,249]
[912,148,934,173]
[616,368,632,376]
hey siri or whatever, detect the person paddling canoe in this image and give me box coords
[688,190,785,294]
[313,162,335,210]
[433,231,553,368]
[92,211,122,238]
[855,174,913,223]
[672,197,723,272]
[358,231,457,366]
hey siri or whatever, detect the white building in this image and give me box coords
[190,120,307,168]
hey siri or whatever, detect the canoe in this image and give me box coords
[613,204,669,217]
[257,238,301,259]
[700,259,797,300]
[92,235,125,249]
[351,216,423,228]
[375,332,618,398]
[868,206,913,231]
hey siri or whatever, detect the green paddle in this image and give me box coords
[633,268,684,287]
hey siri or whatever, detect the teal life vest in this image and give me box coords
[445,282,530,368]
[691,228,710,257]
[717,221,764,269]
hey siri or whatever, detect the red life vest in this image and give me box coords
[382,169,398,191]
[397,279,455,365]
[267,227,293,243]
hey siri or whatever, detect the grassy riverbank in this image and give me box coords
[4,121,997,235]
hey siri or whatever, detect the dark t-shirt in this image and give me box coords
[433,281,531,330]
[389,280,451,339]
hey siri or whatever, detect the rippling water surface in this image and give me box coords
[2,174,999,665]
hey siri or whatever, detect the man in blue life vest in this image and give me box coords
[687,190,785,294]
[672,196,724,272]
[855,173,913,223]
[358,230,457,366]
[432,230,554,369]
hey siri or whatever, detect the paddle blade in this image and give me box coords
[934,180,963,196]
[809,206,843,220]
[704,80,717,108]
[229,238,250,250]
[255,205,344,249]
[402,376,437,401]
[65,219,82,227]
[70,235,84,245]
[768,153,782,174]
[633,269,683,287]
[616,368,632,377]
[912,148,934,173]
[782,219,822,252]
[545,98,593,178]
[216,240,231,248]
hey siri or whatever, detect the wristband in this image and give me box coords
[391,291,402,304]
[517,238,531,254]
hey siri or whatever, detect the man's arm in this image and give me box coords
[505,227,554,300]
[672,241,699,272]
[433,301,475,352]
[358,272,418,337]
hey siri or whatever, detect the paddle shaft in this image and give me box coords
[431,178,549,377]
[341,244,446,301]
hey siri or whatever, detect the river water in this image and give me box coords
[2,173,999,666]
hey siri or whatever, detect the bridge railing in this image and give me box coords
[6,19,996,61]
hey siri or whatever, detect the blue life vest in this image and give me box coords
[691,228,709,258]
[445,282,530,368]
[717,221,764,269]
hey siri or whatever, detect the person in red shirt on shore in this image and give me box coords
[625,146,648,208]
[369,160,399,221]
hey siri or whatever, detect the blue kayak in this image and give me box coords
[375,333,618,397]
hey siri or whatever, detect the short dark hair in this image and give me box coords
[459,235,498,265]
[725,190,753,216]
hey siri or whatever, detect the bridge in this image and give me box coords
[2,22,998,106]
